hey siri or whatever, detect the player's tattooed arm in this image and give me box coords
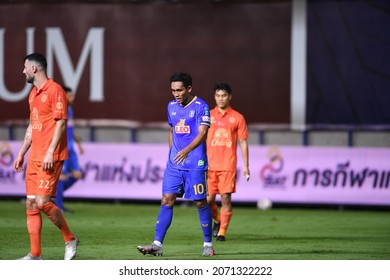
[14,123,32,172]
[21,123,33,151]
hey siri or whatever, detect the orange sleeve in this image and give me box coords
[52,86,68,120]
[237,113,248,140]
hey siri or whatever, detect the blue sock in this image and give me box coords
[154,205,173,244]
[198,204,213,243]
[63,176,78,191]
[55,180,66,210]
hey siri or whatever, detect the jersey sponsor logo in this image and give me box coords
[175,119,190,134]
[171,111,176,116]
[211,128,232,148]
[32,107,39,121]
[56,101,64,110]
[202,116,210,122]
[175,126,190,133]
[32,122,43,131]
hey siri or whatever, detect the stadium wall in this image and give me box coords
[0,0,291,124]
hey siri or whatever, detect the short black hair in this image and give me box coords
[214,82,232,95]
[62,85,72,93]
[170,72,192,88]
[24,53,47,71]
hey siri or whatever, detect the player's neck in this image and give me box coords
[217,105,230,114]
[34,75,48,91]
[182,94,195,106]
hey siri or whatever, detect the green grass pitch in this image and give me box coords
[0,200,389,260]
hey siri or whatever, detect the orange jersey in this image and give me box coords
[28,79,68,162]
[206,106,248,171]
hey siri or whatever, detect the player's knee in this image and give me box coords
[35,197,53,211]
[36,202,46,211]
[73,171,83,179]
[161,195,175,206]
[194,198,207,208]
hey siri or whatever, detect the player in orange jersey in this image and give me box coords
[13,53,79,260]
[206,82,250,242]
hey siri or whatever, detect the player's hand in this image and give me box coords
[13,157,24,173]
[42,152,54,172]
[174,149,189,165]
[243,167,250,181]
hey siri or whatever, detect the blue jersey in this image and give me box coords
[167,96,210,171]
[66,106,75,151]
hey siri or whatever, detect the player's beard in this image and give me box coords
[26,75,34,84]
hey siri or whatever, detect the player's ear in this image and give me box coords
[187,86,193,92]
[31,64,38,74]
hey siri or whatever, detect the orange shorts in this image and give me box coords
[207,170,237,195]
[25,161,64,197]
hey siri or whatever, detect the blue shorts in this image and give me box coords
[162,164,208,200]
[61,149,81,174]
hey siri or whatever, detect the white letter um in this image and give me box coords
[0,27,105,102]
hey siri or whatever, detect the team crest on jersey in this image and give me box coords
[175,119,190,134]
[189,110,195,118]
[229,117,236,123]
[41,94,48,103]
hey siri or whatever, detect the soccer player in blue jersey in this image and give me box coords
[55,86,84,213]
[137,72,214,257]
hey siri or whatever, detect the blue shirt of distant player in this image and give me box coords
[66,106,75,151]
[167,96,210,171]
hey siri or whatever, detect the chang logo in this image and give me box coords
[32,107,39,120]
[32,122,43,131]
[211,128,232,148]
